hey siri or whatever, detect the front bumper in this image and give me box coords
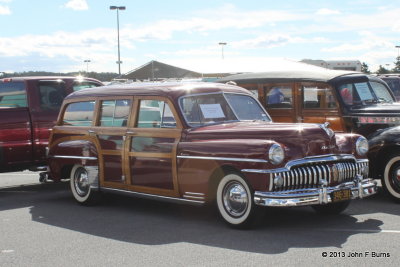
[254,176,377,207]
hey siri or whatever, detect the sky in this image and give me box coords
[1,0,400,74]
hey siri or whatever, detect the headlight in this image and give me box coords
[356,136,369,156]
[269,144,284,165]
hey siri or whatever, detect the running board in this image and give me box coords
[101,187,205,206]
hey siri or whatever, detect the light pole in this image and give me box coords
[110,6,126,76]
[84,59,91,72]
[396,45,400,58]
[218,42,227,59]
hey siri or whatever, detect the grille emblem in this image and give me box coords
[331,164,339,182]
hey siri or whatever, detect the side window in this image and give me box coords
[38,81,66,110]
[73,81,101,91]
[265,86,292,108]
[303,86,337,109]
[0,81,27,108]
[370,81,395,102]
[137,100,176,128]
[99,99,131,127]
[63,101,95,126]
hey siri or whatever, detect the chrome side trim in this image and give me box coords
[177,155,268,163]
[184,192,205,196]
[51,155,98,160]
[101,187,205,206]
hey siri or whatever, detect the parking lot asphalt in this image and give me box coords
[0,172,399,267]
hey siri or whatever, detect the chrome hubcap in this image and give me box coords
[396,169,400,182]
[74,168,89,197]
[222,181,248,217]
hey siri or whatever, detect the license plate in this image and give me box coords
[331,189,351,202]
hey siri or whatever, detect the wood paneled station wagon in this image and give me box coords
[219,69,400,203]
[47,82,376,228]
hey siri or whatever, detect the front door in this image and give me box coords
[124,97,182,197]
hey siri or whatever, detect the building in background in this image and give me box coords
[301,59,361,72]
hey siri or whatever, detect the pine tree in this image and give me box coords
[392,56,400,73]
[376,65,390,74]
[361,62,370,74]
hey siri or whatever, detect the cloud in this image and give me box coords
[316,8,341,15]
[63,0,88,11]
[0,5,10,15]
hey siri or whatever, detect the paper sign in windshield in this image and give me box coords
[200,104,225,119]
[354,83,373,100]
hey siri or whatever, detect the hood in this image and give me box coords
[184,121,337,160]
[348,102,400,116]
[344,103,400,138]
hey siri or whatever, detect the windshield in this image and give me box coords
[179,93,270,127]
[338,81,394,107]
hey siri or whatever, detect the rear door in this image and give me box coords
[0,80,32,169]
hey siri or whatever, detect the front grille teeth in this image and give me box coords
[273,161,368,191]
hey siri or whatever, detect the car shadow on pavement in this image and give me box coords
[0,182,393,254]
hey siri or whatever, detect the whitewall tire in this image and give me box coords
[216,173,256,228]
[383,156,400,202]
[70,165,99,205]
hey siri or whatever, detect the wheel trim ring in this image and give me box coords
[222,181,249,218]
[74,168,90,197]
[384,157,400,198]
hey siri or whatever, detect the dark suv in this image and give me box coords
[378,74,400,101]
[0,76,103,174]
[219,69,400,202]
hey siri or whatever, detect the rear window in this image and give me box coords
[0,81,27,108]
[73,81,101,91]
[63,101,95,126]
[38,80,67,110]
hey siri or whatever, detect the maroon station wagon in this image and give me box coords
[48,82,377,228]
[0,76,103,174]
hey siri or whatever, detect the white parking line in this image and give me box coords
[321,228,400,233]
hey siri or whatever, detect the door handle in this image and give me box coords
[126,131,136,135]
[88,130,96,136]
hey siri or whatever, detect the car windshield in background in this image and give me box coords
[179,93,270,127]
[338,81,394,107]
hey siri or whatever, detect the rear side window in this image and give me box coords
[137,100,176,128]
[0,81,27,108]
[99,99,131,127]
[265,86,293,108]
[38,81,67,110]
[63,101,95,126]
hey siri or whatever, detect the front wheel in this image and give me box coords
[216,173,257,229]
[312,200,350,215]
[383,155,400,203]
[70,165,100,205]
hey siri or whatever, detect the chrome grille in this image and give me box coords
[272,161,368,191]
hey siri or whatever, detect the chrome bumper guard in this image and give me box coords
[254,175,377,207]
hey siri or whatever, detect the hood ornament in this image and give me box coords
[319,122,335,138]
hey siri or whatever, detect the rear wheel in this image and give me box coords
[383,155,400,203]
[312,200,350,215]
[70,165,100,205]
[216,173,258,229]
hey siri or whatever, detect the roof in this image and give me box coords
[0,76,101,83]
[66,82,250,101]
[122,60,203,80]
[218,68,362,84]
